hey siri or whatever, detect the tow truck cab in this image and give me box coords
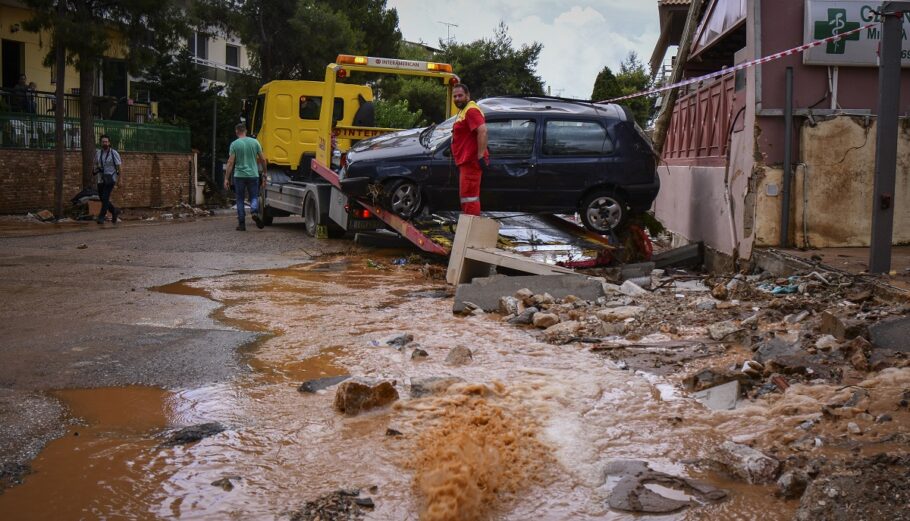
[248,80,374,181]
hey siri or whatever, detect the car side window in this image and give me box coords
[543,119,613,156]
[486,119,536,158]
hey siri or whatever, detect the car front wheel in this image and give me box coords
[385,179,422,219]
[580,190,627,234]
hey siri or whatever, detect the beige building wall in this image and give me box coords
[752,117,910,248]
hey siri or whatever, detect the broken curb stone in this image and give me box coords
[333,380,399,416]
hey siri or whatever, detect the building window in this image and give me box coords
[189,32,208,60]
[226,44,239,68]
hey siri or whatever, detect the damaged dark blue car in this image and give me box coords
[341,96,660,233]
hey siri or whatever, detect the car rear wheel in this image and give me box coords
[384,179,422,219]
[580,190,627,234]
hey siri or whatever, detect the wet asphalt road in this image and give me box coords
[0,215,350,488]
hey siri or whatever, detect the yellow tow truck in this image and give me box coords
[248,54,460,237]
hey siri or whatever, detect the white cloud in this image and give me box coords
[389,0,660,99]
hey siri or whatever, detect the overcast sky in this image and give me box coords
[388,0,662,100]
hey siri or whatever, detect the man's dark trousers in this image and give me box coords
[234,177,260,224]
[97,181,118,222]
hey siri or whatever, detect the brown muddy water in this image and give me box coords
[0,256,804,520]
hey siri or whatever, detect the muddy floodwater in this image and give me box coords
[0,256,802,520]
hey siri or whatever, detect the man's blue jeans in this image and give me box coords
[234,177,260,223]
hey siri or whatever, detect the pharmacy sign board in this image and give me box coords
[804,0,910,67]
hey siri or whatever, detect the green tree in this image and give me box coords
[197,0,401,82]
[23,0,185,187]
[374,99,424,128]
[592,52,654,126]
[439,23,544,99]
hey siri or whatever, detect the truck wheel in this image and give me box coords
[258,189,274,226]
[304,194,319,237]
[580,190,628,234]
[384,179,422,219]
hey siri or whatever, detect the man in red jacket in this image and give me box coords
[451,84,488,215]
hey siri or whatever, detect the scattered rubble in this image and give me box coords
[333,379,399,416]
[287,489,375,521]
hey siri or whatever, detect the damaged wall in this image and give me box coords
[0,150,195,214]
[752,116,910,247]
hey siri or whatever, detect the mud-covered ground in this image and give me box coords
[0,214,348,492]
[492,264,910,519]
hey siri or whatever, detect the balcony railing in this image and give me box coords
[663,73,736,163]
[0,87,155,123]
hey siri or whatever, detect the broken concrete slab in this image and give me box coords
[819,311,867,341]
[618,280,648,296]
[298,375,351,393]
[868,316,910,352]
[652,243,703,270]
[453,274,605,313]
[693,380,740,410]
[604,459,726,514]
[707,320,744,341]
[715,441,780,484]
[595,306,645,322]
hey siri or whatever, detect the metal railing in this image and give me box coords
[0,114,190,153]
[0,87,155,123]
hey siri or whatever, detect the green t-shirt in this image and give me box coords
[229,136,262,178]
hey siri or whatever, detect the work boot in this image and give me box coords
[96,215,104,224]
[236,222,246,231]
[252,213,264,229]
[112,208,120,224]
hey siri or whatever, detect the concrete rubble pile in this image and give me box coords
[485,265,910,515]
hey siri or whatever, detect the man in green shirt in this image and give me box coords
[224,123,267,231]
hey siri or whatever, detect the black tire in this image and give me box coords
[304,194,319,237]
[580,190,628,234]
[258,186,274,226]
[383,179,422,219]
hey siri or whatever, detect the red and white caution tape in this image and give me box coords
[598,21,878,104]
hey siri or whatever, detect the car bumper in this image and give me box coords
[623,178,660,212]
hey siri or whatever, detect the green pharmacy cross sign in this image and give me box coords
[814,8,860,54]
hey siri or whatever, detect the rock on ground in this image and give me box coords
[333,380,399,416]
[409,376,464,398]
[595,306,645,322]
[532,312,560,328]
[714,441,780,484]
[445,346,473,366]
[707,320,743,341]
[161,422,226,447]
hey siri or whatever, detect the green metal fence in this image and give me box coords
[0,114,190,153]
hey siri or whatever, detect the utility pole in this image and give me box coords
[437,21,458,44]
[869,1,910,273]
[53,1,66,219]
[212,97,217,193]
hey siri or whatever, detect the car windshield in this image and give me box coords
[425,115,456,150]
